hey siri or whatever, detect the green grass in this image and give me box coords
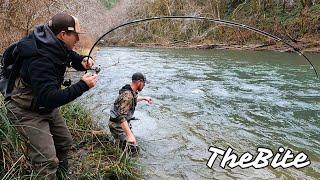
[61,102,140,179]
[0,98,31,179]
[99,0,117,9]
[1,100,140,179]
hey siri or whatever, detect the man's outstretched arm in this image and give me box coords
[137,96,153,104]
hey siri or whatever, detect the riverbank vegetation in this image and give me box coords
[0,99,139,179]
[1,0,319,53]
[110,0,320,52]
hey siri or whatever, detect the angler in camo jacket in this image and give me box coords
[109,72,153,151]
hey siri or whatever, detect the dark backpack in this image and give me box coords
[0,42,22,100]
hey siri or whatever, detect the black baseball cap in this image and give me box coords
[48,13,84,35]
[132,72,149,84]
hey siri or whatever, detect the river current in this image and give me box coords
[77,47,320,179]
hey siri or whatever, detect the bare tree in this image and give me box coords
[300,0,313,8]
[0,0,131,52]
[0,0,58,51]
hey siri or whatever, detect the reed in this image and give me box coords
[0,100,140,179]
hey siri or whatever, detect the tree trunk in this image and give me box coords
[216,0,220,19]
[282,0,286,11]
[300,0,313,8]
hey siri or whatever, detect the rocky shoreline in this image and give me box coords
[117,40,320,53]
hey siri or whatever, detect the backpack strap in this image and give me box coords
[0,42,19,99]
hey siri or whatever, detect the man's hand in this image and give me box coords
[144,96,153,104]
[81,73,98,88]
[81,57,94,70]
[120,120,137,145]
[137,96,153,104]
[127,134,137,145]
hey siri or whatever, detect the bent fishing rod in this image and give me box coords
[87,16,319,78]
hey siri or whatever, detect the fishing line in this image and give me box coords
[87,16,318,78]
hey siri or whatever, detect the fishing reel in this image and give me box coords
[92,66,101,74]
[62,79,72,87]
[63,66,101,87]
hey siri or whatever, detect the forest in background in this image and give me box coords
[0,0,132,52]
[0,0,319,178]
[0,0,320,52]
[113,0,320,52]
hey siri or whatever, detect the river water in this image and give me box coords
[78,47,320,179]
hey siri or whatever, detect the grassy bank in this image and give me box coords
[0,99,140,179]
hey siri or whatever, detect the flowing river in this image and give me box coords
[77,47,320,179]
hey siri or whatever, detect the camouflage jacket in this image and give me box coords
[109,84,137,123]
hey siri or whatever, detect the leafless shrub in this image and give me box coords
[0,0,131,52]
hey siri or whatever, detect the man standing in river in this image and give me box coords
[109,72,152,153]
[5,13,98,179]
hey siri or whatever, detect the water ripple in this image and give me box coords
[79,47,320,179]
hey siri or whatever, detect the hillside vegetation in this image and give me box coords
[109,0,320,52]
[1,0,319,52]
[0,0,131,52]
